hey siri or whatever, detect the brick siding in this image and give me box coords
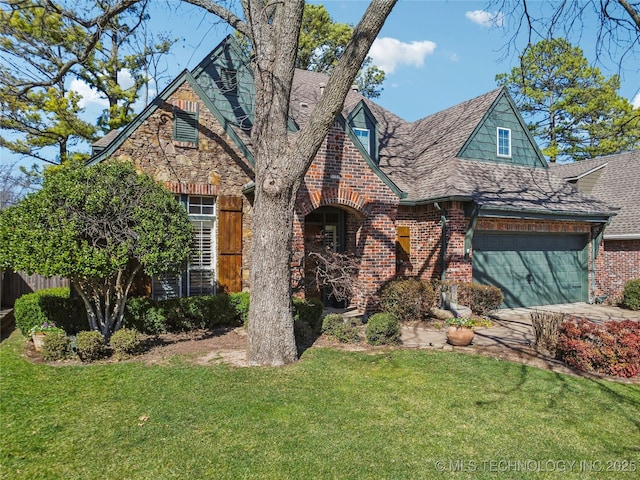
[597,239,640,299]
[295,121,400,312]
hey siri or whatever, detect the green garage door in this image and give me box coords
[472,233,588,308]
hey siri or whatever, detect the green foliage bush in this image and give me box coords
[293,297,325,333]
[321,313,344,334]
[14,287,87,336]
[75,331,108,362]
[229,291,250,326]
[380,278,436,322]
[454,282,503,315]
[322,314,361,343]
[294,318,315,349]
[622,279,640,310]
[365,313,401,346]
[41,331,72,361]
[125,293,248,334]
[179,295,240,330]
[110,328,143,358]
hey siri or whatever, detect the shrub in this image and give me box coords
[294,318,315,349]
[110,328,143,358]
[229,291,250,326]
[454,282,503,315]
[321,313,361,343]
[380,278,436,323]
[530,311,564,355]
[321,313,345,335]
[365,313,401,346]
[124,296,156,332]
[75,331,109,362]
[126,294,247,334]
[14,287,87,336]
[293,297,325,333]
[179,294,239,330]
[41,330,72,361]
[622,279,640,310]
[556,317,640,378]
[123,297,180,334]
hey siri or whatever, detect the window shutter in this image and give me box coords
[218,196,243,293]
[397,226,411,275]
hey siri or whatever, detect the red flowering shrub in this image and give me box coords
[556,317,640,378]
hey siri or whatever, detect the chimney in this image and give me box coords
[319,83,325,95]
[351,84,359,93]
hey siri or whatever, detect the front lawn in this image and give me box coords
[1,331,638,479]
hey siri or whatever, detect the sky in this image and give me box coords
[139,0,640,122]
[2,0,640,168]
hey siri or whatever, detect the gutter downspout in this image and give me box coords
[590,220,610,304]
[434,202,447,307]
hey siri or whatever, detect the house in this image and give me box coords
[89,36,613,310]
[551,151,640,300]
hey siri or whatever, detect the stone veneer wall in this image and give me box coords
[106,82,255,290]
[294,120,400,312]
[596,239,640,299]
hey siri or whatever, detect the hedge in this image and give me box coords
[14,287,87,336]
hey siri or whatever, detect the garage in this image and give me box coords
[472,233,589,308]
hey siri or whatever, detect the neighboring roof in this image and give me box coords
[92,129,120,149]
[552,151,640,237]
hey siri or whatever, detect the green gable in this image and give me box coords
[191,37,256,132]
[458,90,546,168]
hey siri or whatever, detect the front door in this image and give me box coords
[304,207,345,306]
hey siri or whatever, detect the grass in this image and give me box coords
[1,330,639,479]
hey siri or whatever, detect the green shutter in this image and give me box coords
[174,109,198,143]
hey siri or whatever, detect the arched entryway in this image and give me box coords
[304,206,354,307]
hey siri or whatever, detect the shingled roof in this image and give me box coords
[90,36,613,222]
[552,151,640,237]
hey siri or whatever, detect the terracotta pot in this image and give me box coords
[446,326,474,346]
[32,333,46,352]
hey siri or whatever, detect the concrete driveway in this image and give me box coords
[401,303,640,349]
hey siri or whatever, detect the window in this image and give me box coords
[353,128,370,154]
[151,195,216,299]
[188,196,216,296]
[189,219,215,296]
[497,127,511,157]
[188,196,215,215]
[173,109,198,144]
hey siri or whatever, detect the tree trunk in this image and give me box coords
[247,183,299,365]
[244,0,397,365]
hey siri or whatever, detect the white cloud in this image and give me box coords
[369,37,437,74]
[70,69,147,111]
[118,68,135,90]
[69,78,108,109]
[465,10,505,28]
[633,92,640,109]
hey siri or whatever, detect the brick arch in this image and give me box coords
[297,186,369,217]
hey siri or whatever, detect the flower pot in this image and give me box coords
[32,333,46,352]
[446,326,474,346]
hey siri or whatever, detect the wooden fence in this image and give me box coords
[0,271,69,307]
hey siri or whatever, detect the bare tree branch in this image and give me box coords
[181,0,249,37]
[13,0,142,95]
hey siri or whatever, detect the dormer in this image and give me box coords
[347,100,379,163]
